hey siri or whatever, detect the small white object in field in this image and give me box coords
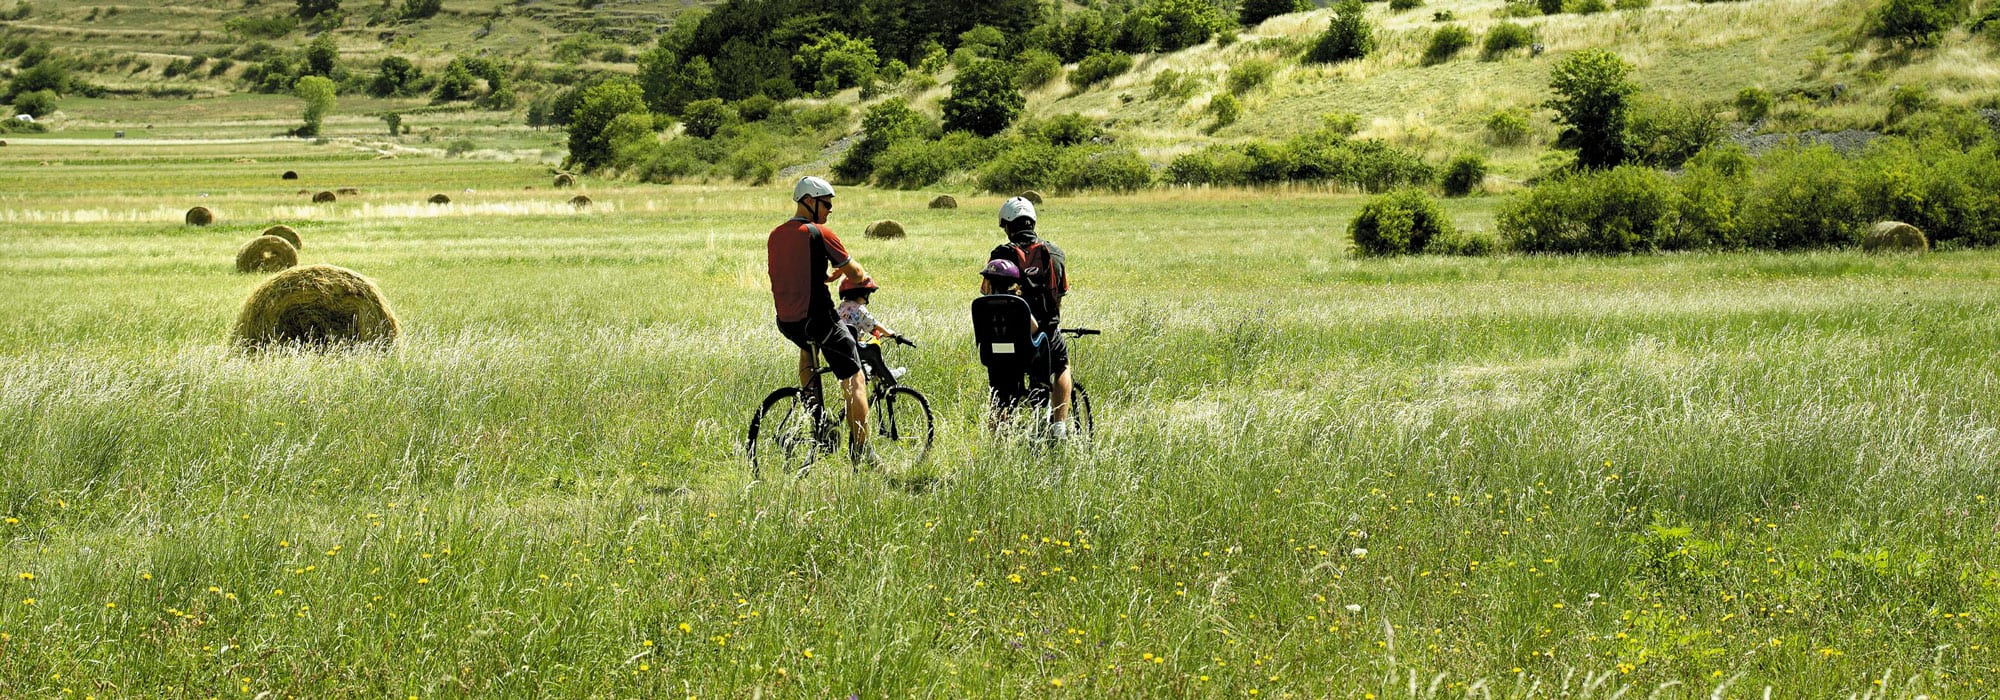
[1344,604,1361,613]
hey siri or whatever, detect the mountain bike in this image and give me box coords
[745,334,934,478]
[991,327,1099,443]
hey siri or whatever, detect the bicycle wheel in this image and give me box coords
[871,386,935,467]
[746,387,819,478]
[1065,382,1094,442]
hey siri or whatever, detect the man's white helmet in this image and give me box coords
[793,176,835,202]
[999,196,1036,223]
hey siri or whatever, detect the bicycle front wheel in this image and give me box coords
[747,387,820,478]
[871,385,935,467]
[1066,382,1094,443]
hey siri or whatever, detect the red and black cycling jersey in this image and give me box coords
[989,233,1068,328]
[767,217,851,323]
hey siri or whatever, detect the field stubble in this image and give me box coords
[0,145,1996,697]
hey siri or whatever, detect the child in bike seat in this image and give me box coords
[838,277,903,380]
[972,259,1044,414]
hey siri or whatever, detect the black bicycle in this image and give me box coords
[990,327,1099,442]
[745,335,935,477]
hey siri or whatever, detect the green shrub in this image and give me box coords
[1021,113,1104,146]
[1351,189,1455,256]
[732,94,777,122]
[1320,112,1363,137]
[1307,0,1375,64]
[1738,146,1863,250]
[1069,52,1134,90]
[1855,137,2000,248]
[1441,153,1486,196]
[875,132,1002,189]
[979,141,1063,192]
[1426,227,1500,255]
[1870,0,1969,48]
[680,98,739,139]
[1884,83,1932,125]
[1569,0,1609,13]
[1434,10,1457,20]
[1482,22,1535,59]
[1241,0,1311,25]
[1498,166,1681,253]
[1208,93,1241,130]
[10,89,55,118]
[1422,25,1473,65]
[1390,0,1423,10]
[1734,86,1773,122]
[834,98,931,182]
[1054,147,1154,192]
[1150,69,1199,100]
[1538,0,1565,13]
[943,60,1024,137]
[1548,49,1636,169]
[1627,100,1722,168]
[1672,145,1751,249]
[1615,0,1651,9]
[1014,49,1063,89]
[1485,109,1532,145]
[1226,59,1275,95]
[1168,148,1249,186]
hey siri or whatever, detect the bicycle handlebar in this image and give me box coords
[1060,327,1101,337]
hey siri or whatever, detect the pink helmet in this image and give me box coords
[981,258,1022,282]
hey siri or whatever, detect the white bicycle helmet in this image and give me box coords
[999,196,1036,223]
[793,176,835,202]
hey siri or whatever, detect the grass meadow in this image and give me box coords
[1,138,1997,698]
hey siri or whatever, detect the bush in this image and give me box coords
[680,98,738,138]
[1738,146,1863,250]
[1069,52,1134,90]
[1615,0,1651,9]
[875,132,1002,189]
[1150,69,1199,101]
[1053,146,1153,192]
[1498,166,1681,253]
[1482,22,1534,59]
[1351,189,1455,256]
[566,80,649,171]
[1854,137,2000,248]
[1548,49,1636,169]
[1241,0,1310,25]
[943,60,1024,137]
[1569,0,1609,13]
[10,89,55,118]
[1423,25,1473,65]
[1627,100,1722,168]
[1226,60,1275,95]
[402,0,441,19]
[1870,0,1969,48]
[445,138,478,157]
[1673,145,1751,249]
[1486,109,1532,145]
[1308,0,1375,64]
[1014,49,1063,89]
[1390,0,1423,10]
[1884,83,1932,125]
[1538,0,1565,14]
[1208,93,1241,130]
[1441,153,1486,196]
[1021,113,1104,146]
[834,97,932,182]
[1426,227,1500,255]
[979,141,1063,192]
[1734,86,1773,122]
[1169,134,1434,191]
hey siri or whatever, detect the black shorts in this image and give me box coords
[777,314,864,381]
[986,330,1069,406]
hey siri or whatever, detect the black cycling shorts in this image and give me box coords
[777,314,864,381]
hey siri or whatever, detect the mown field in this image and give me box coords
[1,138,1996,698]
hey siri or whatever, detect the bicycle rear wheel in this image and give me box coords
[871,386,935,467]
[746,387,820,478]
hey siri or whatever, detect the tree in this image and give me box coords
[941,59,1023,137]
[680,98,739,138]
[1547,49,1636,169]
[1240,0,1309,26]
[794,31,878,96]
[296,0,341,22]
[303,34,338,77]
[5,62,69,101]
[833,97,933,182]
[383,112,402,136]
[370,56,421,97]
[434,59,477,101]
[401,0,442,20]
[566,80,648,171]
[11,89,57,119]
[293,75,337,137]
[1870,0,1968,47]
[1133,0,1231,52]
[1307,0,1374,64]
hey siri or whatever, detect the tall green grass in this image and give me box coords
[0,143,1993,697]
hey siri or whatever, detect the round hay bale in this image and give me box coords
[312,191,337,203]
[185,206,215,226]
[234,235,298,274]
[281,170,298,180]
[261,224,302,250]
[1016,190,1044,205]
[0,140,8,147]
[427,193,452,204]
[554,173,576,188]
[928,195,958,209]
[232,264,399,351]
[864,220,906,239]
[336,187,359,195]
[1863,221,1928,253]
[568,194,593,208]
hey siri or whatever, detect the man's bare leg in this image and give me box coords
[1051,368,1075,423]
[842,372,869,459]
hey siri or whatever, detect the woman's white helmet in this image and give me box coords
[999,196,1036,223]
[793,176,835,202]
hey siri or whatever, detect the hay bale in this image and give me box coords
[185,206,215,226]
[427,193,452,204]
[568,194,593,208]
[296,189,310,195]
[312,191,337,203]
[281,170,298,180]
[928,195,958,209]
[864,220,906,239]
[261,224,302,250]
[0,140,8,147]
[1863,221,1929,253]
[336,187,359,195]
[1016,190,1043,204]
[232,264,399,351]
[234,235,298,274]
[554,173,576,188]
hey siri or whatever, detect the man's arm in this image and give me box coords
[829,259,867,286]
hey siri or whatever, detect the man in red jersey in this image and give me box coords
[767,176,874,465]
